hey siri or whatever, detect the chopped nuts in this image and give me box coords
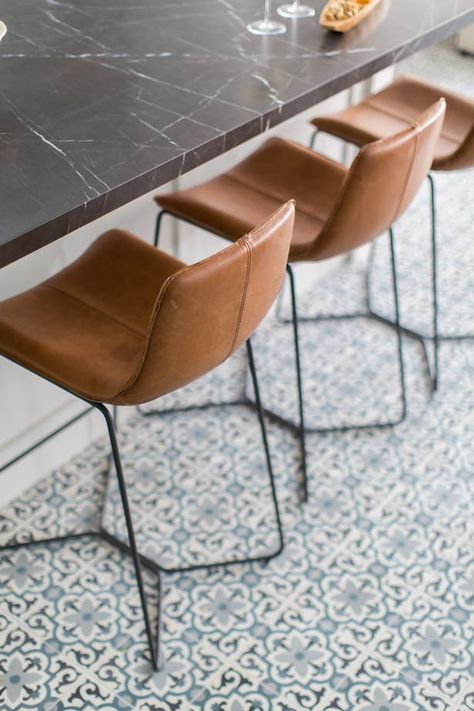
[324,1,363,21]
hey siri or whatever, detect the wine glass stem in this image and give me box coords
[264,0,272,24]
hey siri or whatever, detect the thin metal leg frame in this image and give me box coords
[0,389,162,671]
[367,173,474,345]
[276,231,407,433]
[134,338,284,572]
[309,128,319,151]
[144,209,308,501]
[153,209,168,247]
[286,265,308,502]
[309,129,455,388]
[365,235,436,391]
[311,130,472,378]
[310,128,445,392]
[366,173,467,391]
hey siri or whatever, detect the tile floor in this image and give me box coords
[0,40,473,711]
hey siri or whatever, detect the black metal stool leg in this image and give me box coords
[246,339,284,555]
[366,172,473,388]
[309,128,319,151]
[387,228,407,422]
[94,402,161,671]
[153,210,168,248]
[367,232,435,390]
[268,248,407,435]
[286,265,309,502]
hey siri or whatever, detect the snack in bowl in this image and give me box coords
[324,1,362,21]
[320,0,382,32]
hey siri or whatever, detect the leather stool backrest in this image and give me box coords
[118,200,295,404]
[310,99,446,261]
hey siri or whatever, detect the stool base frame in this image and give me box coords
[0,340,284,671]
[310,128,474,391]
[153,212,406,501]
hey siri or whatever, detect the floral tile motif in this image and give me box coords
[371,592,473,703]
[384,477,474,543]
[341,507,474,608]
[0,613,127,710]
[319,655,452,711]
[2,355,473,709]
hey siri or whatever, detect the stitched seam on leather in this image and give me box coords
[228,237,251,358]
[113,270,179,402]
[392,127,419,225]
[310,144,367,253]
[365,100,420,125]
[226,173,329,226]
[44,284,145,338]
[116,242,246,401]
[366,100,461,144]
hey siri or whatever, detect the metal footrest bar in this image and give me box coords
[100,524,282,577]
[366,308,436,393]
[138,394,307,498]
[132,342,286,560]
[271,231,407,436]
[137,350,307,503]
[257,314,408,435]
[1,343,285,670]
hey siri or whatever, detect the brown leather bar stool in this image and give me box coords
[0,202,295,669]
[152,99,446,500]
[309,75,474,389]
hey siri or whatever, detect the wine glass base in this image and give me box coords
[277,4,315,18]
[247,19,287,34]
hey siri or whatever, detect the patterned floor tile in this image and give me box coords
[370,589,473,701]
[0,612,129,711]
[318,654,456,711]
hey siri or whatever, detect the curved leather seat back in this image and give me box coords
[118,200,295,404]
[310,99,446,261]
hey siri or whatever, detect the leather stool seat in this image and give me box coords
[310,75,474,171]
[0,204,295,407]
[157,137,347,262]
[158,100,445,266]
[0,230,184,404]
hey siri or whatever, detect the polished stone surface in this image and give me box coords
[1,0,473,267]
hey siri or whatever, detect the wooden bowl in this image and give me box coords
[320,0,383,32]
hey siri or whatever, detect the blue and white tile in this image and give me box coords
[0,612,127,711]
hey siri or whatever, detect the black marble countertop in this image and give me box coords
[1,0,473,267]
